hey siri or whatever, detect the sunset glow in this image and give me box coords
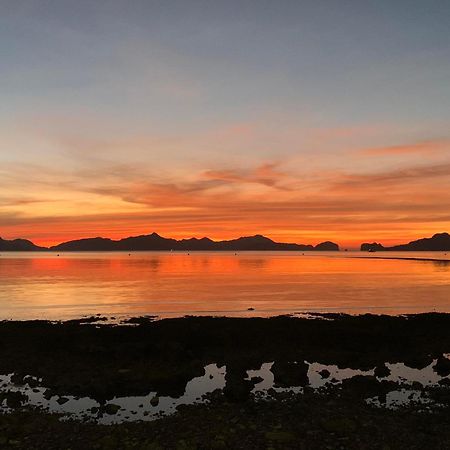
[1,2,449,248]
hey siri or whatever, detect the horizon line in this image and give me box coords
[1,230,449,250]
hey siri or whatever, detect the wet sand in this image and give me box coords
[1,313,450,448]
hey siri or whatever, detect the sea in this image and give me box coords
[0,251,449,320]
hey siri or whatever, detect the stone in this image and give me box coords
[104,403,121,415]
[434,356,450,377]
[374,364,391,378]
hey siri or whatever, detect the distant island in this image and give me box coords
[0,237,46,252]
[0,233,340,252]
[2,232,449,252]
[361,232,450,252]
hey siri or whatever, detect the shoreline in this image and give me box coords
[1,249,449,260]
[1,313,450,448]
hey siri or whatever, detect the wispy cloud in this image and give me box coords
[331,162,450,189]
[1,156,450,247]
[203,162,289,188]
[358,139,450,156]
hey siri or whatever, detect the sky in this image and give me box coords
[1,0,450,248]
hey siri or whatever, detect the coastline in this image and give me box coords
[1,313,450,448]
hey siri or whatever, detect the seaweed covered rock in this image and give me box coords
[223,365,253,402]
[103,403,121,415]
[3,391,28,409]
[434,356,450,377]
[374,364,391,378]
[271,360,309,387]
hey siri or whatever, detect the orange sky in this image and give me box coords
[1,137,450,249]
[1,2,450,248]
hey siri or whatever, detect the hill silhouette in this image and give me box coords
[0,233,340,252]
[361,233,450,251]
[314,241,340,251]
[50,233,340,252]
[0,237,46,252]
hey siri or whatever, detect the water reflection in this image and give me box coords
[2,358,448,423]
[0,252,449,320]
[238,258,268,269]
[432,260,450,271]
[0,364,226,425]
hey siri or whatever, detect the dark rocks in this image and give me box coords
[10,374,25,385]
[4,391,28,408]
[0,313,450,410]
[374,364,391,378]
[56,397,69,405]
[271,360,309,387]
[0,314,449,448]
[341,375,381,397]
[150,396,159,407]
[319,369,331,379]
[321,417,357,434]
[104,403,120,415]
[264,430,296,442]
[250,376,264,385]
[66,316,108,325]
[122,316,158,325]
[23,376,39,388]
[404,356,433,370]
[43,390,53,400]
[223,366,253,402]
[434,356,450,377]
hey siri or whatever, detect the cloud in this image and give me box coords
[358,139,450,156]
[331,162,450,190]
[1,158,450,247]
[203,162,289,188]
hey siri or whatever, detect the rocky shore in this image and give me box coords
[0,313,450,449]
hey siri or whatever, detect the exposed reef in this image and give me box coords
[1,313,450,448]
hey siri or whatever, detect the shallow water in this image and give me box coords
[0,364,227,424]
[2,359,448,423]
[0,251,449,320]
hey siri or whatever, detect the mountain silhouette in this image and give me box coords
[361,233,450,251]
[314,241,340,251]
[0,233,339,252]
[50,233,338,252]
[0,237,45,251]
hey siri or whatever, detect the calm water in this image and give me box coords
[0,251,449,320]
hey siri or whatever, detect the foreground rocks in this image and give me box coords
[0,313,450,448]
[0,313,449,401]
[1,387,450,449]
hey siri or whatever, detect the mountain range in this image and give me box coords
[0,233,340,252]
[0,237,46,252]
[2,232,449,252]
[360,233,450,252]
